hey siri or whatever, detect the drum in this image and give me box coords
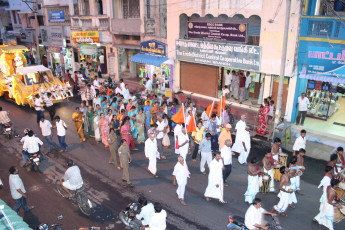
[260,174,271,193]
[273,165,282,182]
[334,205,345,223]
[279,153,288,167]
[336,182,345,202]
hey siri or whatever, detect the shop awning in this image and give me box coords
[0,199,32,230]
[299,66,345,84]
[17,65,50,74]
[130,53,169,67]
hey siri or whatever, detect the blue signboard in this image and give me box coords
[49,10,65,22]
[307,46,345,79]
[140,39,167,57]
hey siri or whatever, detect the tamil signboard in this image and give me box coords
[49,10,65,22]
[176,39,261,71]
[40,26,64,47]
[71,31,100,44]
[307,46,345,78]
[80,44,97,55]
[140,39,166,56]
[187,22,247,43]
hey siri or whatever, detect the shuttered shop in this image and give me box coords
[180,62,218,98]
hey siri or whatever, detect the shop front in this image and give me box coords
[293,46,345,137]
[130,40,174,94]
[175,39,263,102]
[71,31,111,77]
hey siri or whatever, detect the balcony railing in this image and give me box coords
[111,18,141,35]
[301,16,345,39]
[71,15,110,30]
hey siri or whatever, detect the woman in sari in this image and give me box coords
[93,112,101,143]
[136,108,145,143]
[128,106,138,138]
[256,101,270,135]
[143,100,152,129]
[86,106,94,137]
[80,102,88,133]
[72,107,85,142]
[126,99,133,111]
[170,102,177,131]
[95,104,101,116]
[120,116,135,151]
[99,113,109,147]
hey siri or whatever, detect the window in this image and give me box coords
[123,0,140,19]
[74,0,79,15]
[146,0,151,18]
[84,0,90,16]
[307,20,333,37]
[12,11,17,24]
[97,0,104,15]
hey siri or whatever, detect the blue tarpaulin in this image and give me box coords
[130,53,169,67]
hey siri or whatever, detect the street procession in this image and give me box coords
[1,0,345,230]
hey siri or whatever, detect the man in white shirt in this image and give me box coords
[23,130,43,156]
[292,129,307,156]
[245,198,276,230]
[93,76,101,95]
[54,116,68,152]
[9,166,34,213]
[201,108,209,124]
[145,134,159,178]
[156,116,166,159]
[295,93,310,126]
[225,70,232,96]
[59,160,83,198]
[245,71,252,100]
[221,140,232,186]
[174,123,182,154]
[232,115,247,153]
[145,77,153,92]
[173,156,190,206]
[119,79,126,92]
[93,93,101,109]
[178,128,189,161]
[238,126,251,165]
[123,84,130,103]
[34,94,43,124]
[133,196,155,230]
[204,152,227,203]
[149,202,167,230]
[40,117,60,153]
[45,93,55,121]
[115,84,123,95]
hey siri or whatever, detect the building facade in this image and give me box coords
[167,0,303,117]
[291,0,345,138]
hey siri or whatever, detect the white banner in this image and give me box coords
[40,26,64,47]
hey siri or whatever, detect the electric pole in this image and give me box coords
[275,0,292,124]
[33,0,41,64]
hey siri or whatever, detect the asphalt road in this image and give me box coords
[0,98,342,230]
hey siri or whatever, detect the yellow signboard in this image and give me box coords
[165,88,172,98]
[71,31,100,43]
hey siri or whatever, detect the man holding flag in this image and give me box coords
[171,103,186,155]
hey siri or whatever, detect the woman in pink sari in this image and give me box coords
[99,113,109,147]
[256,101,270,135]
[120,116,136,151]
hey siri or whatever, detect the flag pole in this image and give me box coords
[182,103,188,139]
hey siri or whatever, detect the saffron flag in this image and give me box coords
[172,103,185,124]
[187,112,197,133]
[206,101,215,118]
[217,96,226,116]
[32,85,36,94]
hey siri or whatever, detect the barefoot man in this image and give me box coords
[173,156,190,206]
[262,152,275,192]
[145,134,159,178]
[272,166,293,216]
[295,148,306,194]
[204,152,227,204]
[245,157,262,204]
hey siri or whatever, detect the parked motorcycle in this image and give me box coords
[24,152,42,172]
[119,202,139,229]
[1,123,13,139]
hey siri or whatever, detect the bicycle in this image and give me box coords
[55,180,93,216]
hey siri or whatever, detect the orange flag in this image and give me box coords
[187,112,197,133]
[206,101,215,118]
[33,85,36,94]
[172,103,185,124]
[217,96,226,116]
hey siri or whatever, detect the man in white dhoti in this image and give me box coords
[199,133,212,175]
[232,115,247,154]
[174,123,182,154]
[295,148,306,194]
[204,152,227,204]
[245,157,262,204]
[272,166,293,216]
[238,126,251,164]
[313,166,333,225]
[145,134,159,178]
[178,128,189,160]
[245,198,276,230]
[262,152,275,192]
[173,156,190,206]
[314,179,341,230]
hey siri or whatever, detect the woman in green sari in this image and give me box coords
[86,106,94,137]
[136,108,145,143]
